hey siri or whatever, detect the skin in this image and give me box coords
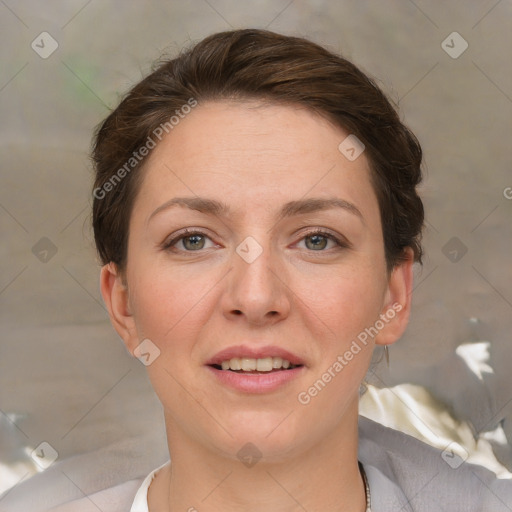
[100,100,414,512]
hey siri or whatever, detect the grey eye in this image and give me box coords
[304,234,329,250]
[182,234,206,250]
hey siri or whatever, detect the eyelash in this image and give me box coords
[162,228,350,253]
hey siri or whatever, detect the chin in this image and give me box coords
[207,410,313,463]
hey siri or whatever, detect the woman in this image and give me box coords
[91,29,511,511]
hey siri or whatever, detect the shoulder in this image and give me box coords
[358,416,512,512]
[0,477,145,512]
[44,479,145,512]
[0,443,166,512]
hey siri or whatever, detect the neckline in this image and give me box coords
[140,460,371,512]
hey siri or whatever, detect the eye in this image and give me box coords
[163,229,216,252]
[162,228,349,254]
[297,230,349,251]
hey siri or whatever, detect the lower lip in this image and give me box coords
[205,365,305,393]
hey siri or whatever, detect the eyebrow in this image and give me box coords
[148,196,364,224]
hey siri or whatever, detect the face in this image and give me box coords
[102,100,412,462]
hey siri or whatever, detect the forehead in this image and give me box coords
[134,100,379,224]
[148,100,350,169]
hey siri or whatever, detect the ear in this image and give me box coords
[100,263,139,355]
[374,247,415,346]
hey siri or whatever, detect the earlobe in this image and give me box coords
[99,263,139,353]
[374,248,415,346]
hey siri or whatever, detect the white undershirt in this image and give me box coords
[130,461,170,512]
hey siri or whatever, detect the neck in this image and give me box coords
[153,399,366,512]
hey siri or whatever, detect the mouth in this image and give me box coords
[205,345,305,372]
[205,345,306,392]
[209,356,303,374]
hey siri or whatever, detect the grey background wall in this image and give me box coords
[1,0,511,497]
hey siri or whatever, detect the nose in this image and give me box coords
[221,239,291,326]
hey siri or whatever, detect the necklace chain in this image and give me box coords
[359,461,372,511]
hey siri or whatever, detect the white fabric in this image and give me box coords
[129,461,169,512]
[360,383,512,478]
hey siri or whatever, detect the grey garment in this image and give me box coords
[1,417,511,512]
[358,416,512,511]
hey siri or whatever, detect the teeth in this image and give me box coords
[241,358,256,371]
[256,357,273,371]
[272,357,283,369]
[218,357,297,372]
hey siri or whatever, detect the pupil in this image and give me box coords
[306,234,327,250]
[184,235,204,250]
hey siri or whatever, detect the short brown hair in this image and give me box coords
[92,28,424,272]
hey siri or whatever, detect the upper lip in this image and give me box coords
[206,345,305,366]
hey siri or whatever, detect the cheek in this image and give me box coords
[128,267,213,404]
[128,262,221,353]
[296,270,383,407]
[296,261,386,346]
